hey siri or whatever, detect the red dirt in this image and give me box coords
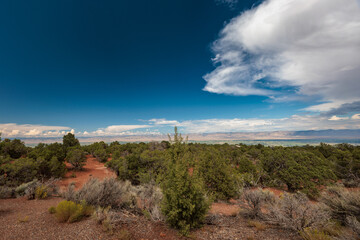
[58,155,116,191]
[210,202,240,216]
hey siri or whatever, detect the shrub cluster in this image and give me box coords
[63,178,134,209]
[321,187,360,237]
[264,192,330,232]
[52,200,94,223]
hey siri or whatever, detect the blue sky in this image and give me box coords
[1,0,360,138]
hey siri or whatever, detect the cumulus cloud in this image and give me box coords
[204,0,360,112]
[0,123,71,138]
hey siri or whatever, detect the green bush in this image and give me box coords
[53,200,93,223]
[49,156,66,178]
[93,149,108,163]
[161,128,210,235]
[198,148,240,200]
[48,206,56,214]
[35,185,48,199]
[66,149,86,170]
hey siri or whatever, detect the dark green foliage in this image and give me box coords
[62,133,80,154]
[28,143,65,162]
[0,138,27,159]
[198,147,239,200]
[106,142,166,185]
[66,149,86,170]
[260,147,336,198]
[93,148,109,163]
[161,127,210,235]
[1,158,39,185]
[49,156,67,177]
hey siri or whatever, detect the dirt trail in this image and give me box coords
[58,155,116,191]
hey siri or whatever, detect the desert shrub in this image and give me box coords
[135,183,164,221]
[66,149,86,170]
[0,186,15,198]
[53,200,93,223]
[93,206,118,233]
[241,188,275,219]
[346,216,360,236]
[35,185,48,199]
[321,187,360,224]
[264,192,330,232]
[15,179,39,197]
[48,206,56,214]
[321,187,360,237]
[300,228,332,240]
[64,178,133,208]
[117,229,132,240]
[247,220,267,231]
[19,178,59,200]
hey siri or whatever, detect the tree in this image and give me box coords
[161,127,210,235]
[63,133,80,154]
[66,149,86,170]
[198,148,239,200]
[0,138,27,159]
[49,156,67,177]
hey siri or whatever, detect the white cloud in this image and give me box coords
[204,0,360,112]
[0,123,153,138]
[103,125,150,133]
[352,113,360,120]
[149,115,360,133]
[148,119,180,126]
[328,116,349,121]
[0,123,71,138]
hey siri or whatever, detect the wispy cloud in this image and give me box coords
[204,0,360,112]
[215,0,239,8]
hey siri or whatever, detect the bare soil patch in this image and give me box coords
[58,155,116,190]
[0,197,110,240]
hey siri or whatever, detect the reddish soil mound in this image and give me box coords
[58,155,116,191]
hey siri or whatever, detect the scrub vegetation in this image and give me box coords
[1,129,360,238]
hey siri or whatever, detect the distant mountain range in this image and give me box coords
[16,129,360,145]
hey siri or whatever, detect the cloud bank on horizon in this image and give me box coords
[1,112,360,138]
[203,0,360,112]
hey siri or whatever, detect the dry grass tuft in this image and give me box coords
[247,220,267,231]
